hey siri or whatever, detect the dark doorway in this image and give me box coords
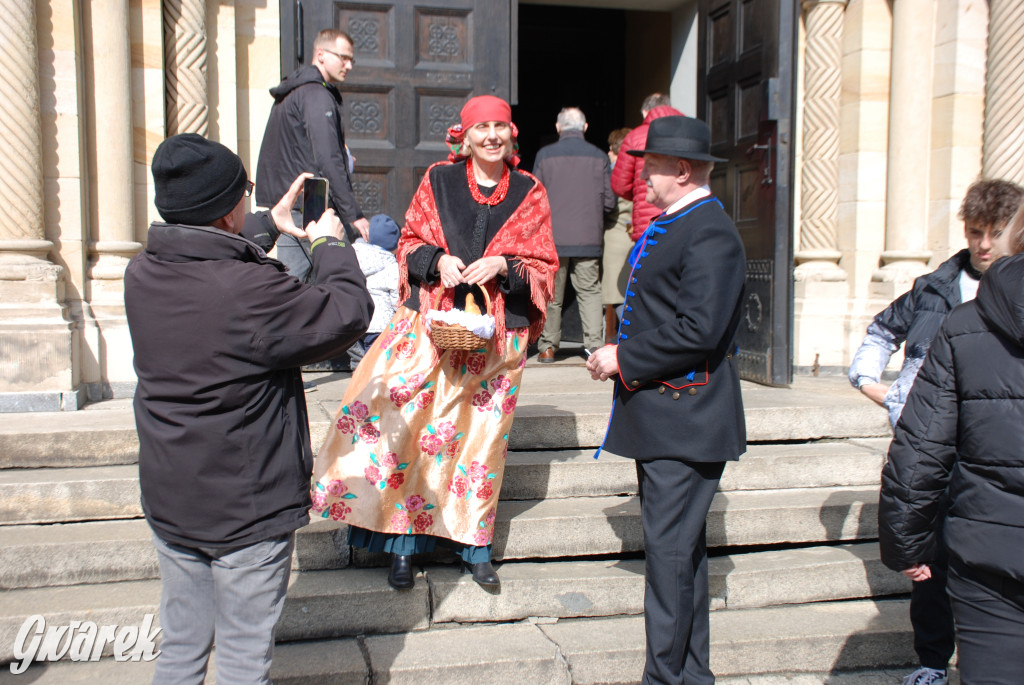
[514,5,629,344]
[512,5,626,173]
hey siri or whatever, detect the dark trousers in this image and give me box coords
[948,557,1024,685]
[910,495,955,669]
[636,459,725,685]
[910,547,955,668]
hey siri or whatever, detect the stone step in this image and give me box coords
[495,486,881,560]
[0,486,881,589]
[0,483,880,589]
[0,599,916,683]
[0,543,909,663]
[0,440,889,526]
[0,377,889,469]
[539,600,916,682]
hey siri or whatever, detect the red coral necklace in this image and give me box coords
[466,157,510,206]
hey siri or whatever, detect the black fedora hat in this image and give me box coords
[627,115,725,162]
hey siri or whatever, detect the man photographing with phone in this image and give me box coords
[256,28,370,282]
[125,133,373,683]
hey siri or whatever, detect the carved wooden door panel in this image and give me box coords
[281,0,514,222]
[698,0,795,386]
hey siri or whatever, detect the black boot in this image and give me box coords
[461,559,500,589]
[388,554,414,590]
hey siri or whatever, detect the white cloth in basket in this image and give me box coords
[424,308,495,339]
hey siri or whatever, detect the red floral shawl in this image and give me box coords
[398,161,559,354]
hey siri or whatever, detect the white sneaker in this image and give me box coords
[901,666,947,685]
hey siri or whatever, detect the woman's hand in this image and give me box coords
[438,254,467,288]
[461,256,508,285]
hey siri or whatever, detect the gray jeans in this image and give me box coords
[151,531,294,685]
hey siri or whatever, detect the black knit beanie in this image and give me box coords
[151,133,248,226]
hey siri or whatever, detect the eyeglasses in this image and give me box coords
[322,48,356,66]
[244,180,254,197]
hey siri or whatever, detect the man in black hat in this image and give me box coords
[587,115,747,685]
[126,133,373,683]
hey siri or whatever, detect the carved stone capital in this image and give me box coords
[872,251,933,284]
[794,250,847,282]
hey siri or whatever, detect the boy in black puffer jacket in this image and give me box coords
[852,180,1022,685]
[880,204,1024,685]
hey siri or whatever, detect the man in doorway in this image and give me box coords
[256,28,370,282]
[611,93,683,244]
[850,179,1023,685]
[587,116,746,685]
[127,133,373,683]
[534,106,615,360]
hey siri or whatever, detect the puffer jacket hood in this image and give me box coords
[976,253,1024,348]
[269,64,335,103]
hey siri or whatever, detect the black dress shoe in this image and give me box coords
[461,560,500,589]
[388,554,414,590]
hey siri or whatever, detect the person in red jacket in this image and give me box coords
[611,93,684,241]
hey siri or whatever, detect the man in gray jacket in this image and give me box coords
[534,107,615,359]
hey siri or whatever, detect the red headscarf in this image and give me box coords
[446,95,520,167]
[459,95,511,129]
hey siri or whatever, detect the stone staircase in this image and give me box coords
[0,366,928,684]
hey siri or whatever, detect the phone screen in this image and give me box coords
[302,177,329,226]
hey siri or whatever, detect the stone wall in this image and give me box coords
[792,0,991,374]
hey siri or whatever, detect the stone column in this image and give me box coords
[164,0,209,135]
[983,0,1024,182]
[875,0,935,285]
[795,0,848,283]
[0,0,76,409]
[88,0,139,299]
[83,0,141,398]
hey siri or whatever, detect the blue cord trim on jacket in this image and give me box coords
[627,197,719,268]
[595,196,721,460]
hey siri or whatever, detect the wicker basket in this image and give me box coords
[428,285,493,350]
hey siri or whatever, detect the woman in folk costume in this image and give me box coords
[311,95,558,590]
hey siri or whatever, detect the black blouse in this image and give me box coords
[404,161,533,329]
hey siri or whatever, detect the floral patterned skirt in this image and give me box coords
[311,306,528,547]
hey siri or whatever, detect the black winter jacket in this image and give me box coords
[533,130,615,258]
[879,253,1024,584]
[255,65,363,226]
[849,249,970,425]
[125,214,373,548]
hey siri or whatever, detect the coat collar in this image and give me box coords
[920,248,971,307]
[144,222,284,270]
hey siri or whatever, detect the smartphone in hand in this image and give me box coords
[302,177,329,227]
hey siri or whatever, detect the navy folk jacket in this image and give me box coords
[604,196,747,462]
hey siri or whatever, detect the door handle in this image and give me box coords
[746,142,773,186]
